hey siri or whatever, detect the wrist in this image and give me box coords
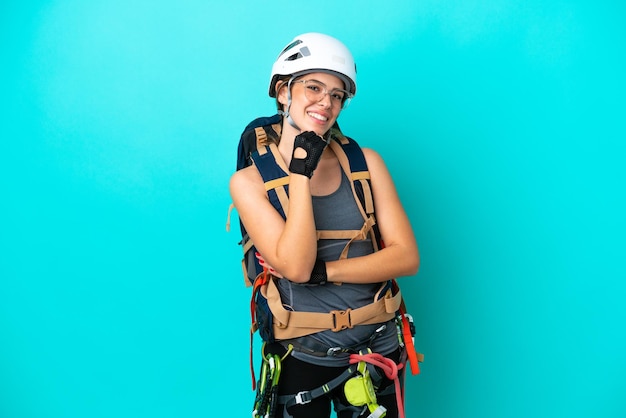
[307,259,327,285]
[289,158,310,177]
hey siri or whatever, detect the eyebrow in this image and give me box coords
[302,78,347,91]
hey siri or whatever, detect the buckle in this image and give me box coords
[331,309,353,332]
[326,346,342,356]
[403,313,416,336]
[295,391,312,405]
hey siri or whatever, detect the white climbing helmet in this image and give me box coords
[268,33,357,98]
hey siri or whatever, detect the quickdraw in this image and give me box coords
[253,344,290,418]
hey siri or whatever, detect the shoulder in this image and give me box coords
[230,164,261,186]
[334,137,385,170]
[229,165,264,197]
[360,147,396,191]
[361,147,387,172]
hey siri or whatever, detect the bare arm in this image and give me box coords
[229,167,317,283]
[325,148,419,283]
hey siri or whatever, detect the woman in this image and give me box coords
[230,32,419,418]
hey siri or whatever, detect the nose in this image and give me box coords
[318,91,332,108]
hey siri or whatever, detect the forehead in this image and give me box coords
[300,72,345,90]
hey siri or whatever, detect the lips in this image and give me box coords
[307,111,328,122]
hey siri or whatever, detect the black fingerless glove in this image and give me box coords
[307,259,327,285]
[289,131,327,178]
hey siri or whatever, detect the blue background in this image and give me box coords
[1,1,625,417]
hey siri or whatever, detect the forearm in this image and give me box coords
[322,147,420,284]
[274,174,317,282]
[271,131,328,281]
[325,242,419,284]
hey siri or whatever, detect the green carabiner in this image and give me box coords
[253,356,273,417]
[268,354,282,418]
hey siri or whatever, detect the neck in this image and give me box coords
[277,121,298,166]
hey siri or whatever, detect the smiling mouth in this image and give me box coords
[307,112,328,122]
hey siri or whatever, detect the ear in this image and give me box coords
[276,81,288,106]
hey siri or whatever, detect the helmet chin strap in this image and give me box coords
[278,77,301,132]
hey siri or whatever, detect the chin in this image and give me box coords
[312,128,328,137]
[309,122,334,136]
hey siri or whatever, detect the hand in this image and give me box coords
[255,252,283,278]
[289,131,327,178]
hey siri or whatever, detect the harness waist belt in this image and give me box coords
[280,337,354,357]
[262,278,402,340]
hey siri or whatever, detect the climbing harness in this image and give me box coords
[280,323,388,358]
[272,348,406,418]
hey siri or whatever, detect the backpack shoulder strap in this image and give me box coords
[237,114,282,170]
[250,143,290,219]
[232,115,283,287]
[327,135,382,253]
[329,135,375,215]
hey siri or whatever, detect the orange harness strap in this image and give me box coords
[249,269,270,390]
[392,279,423,375]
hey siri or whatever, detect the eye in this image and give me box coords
[331,91,345,101]
[306,84,322,93]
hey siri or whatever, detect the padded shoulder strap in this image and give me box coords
[329,136,375,216]
[328,136,381,252]
[236,119,285,287]
[237,114,282,170]
[251,143,290,219]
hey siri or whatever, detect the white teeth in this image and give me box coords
[308,112,327,121]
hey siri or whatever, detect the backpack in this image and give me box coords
[227,115,422,388]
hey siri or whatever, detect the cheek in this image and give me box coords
[328,108,341,122]
[289,95,309,112]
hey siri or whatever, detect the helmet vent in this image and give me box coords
[285,46,311,62]
[280,40,303,56]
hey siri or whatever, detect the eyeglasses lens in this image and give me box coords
[302,80,352,109]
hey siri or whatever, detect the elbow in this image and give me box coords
[288,273,311,284]
[390,242,419,277]
[406,251,420,276]
[278,262,315,284]
[283,270,313,284]
[409,257,420,276]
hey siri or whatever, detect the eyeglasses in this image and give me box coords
[293,79,353,109]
